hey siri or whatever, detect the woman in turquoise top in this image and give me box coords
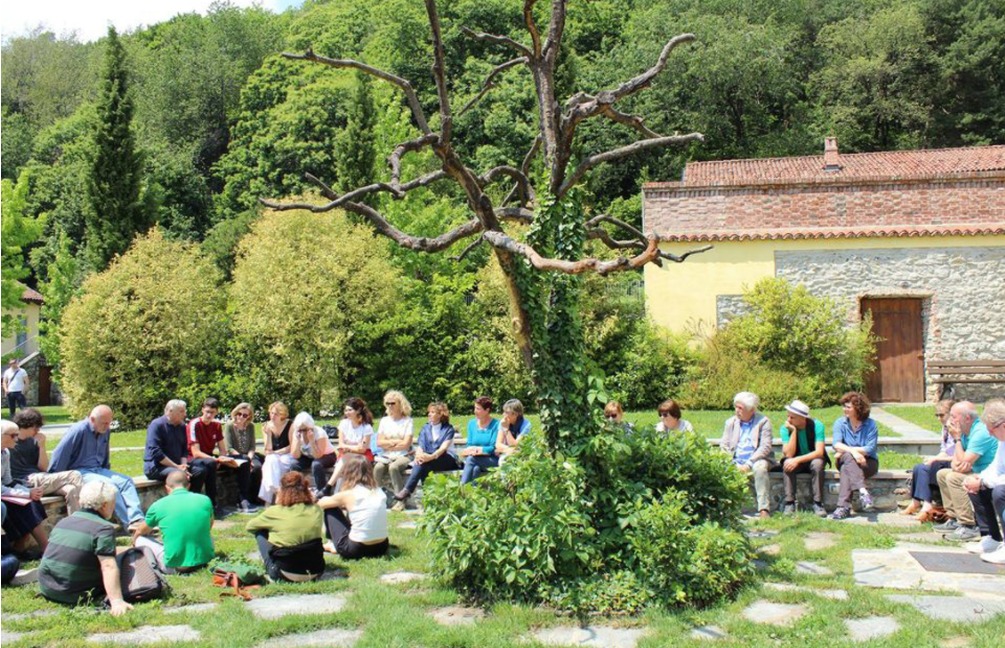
[459,397,500,484]
[829,391,880,520]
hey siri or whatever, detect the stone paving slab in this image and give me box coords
[845,616,900,641]
[741,601,807,626]
[763,582,848,600]
[745,529,779,539]
[853,543,1005,596]
[531,625,647,647]
[804,532,838,551]
[3,630,27,643]
[690,626,728,641]
[380,571,426,584]
[245,594,348,620]
[430,605,485,626]
[87,624,201,644]
[757,544,781,556]
[255,628,362,648]
[795,561,834,576]
[886,594,1005,623]
[164,602,219,614]
[4,610,58,621]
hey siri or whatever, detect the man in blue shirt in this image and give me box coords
[720,392,776,518]
[935,401,999,541]
[48,405,145,530]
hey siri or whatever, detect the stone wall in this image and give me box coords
[776,245,1005,401]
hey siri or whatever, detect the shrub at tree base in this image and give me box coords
[421,427,752,615]
[58,229,228,426]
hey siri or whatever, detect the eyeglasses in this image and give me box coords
[384,401,397,407]
[234,412,249,418]
[297,427,312,434]
[659,411,672,417]
[3,432,18,439]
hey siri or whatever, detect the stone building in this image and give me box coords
[642,140,1005,403]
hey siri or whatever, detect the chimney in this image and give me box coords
[823,137,841,172]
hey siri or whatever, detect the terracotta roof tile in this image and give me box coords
[661,224,1005,243]
[20,288,44,304]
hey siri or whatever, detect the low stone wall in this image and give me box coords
[754,470,910,514]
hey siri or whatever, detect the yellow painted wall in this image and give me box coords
[644,235,1003,335]
[1,302,41,357]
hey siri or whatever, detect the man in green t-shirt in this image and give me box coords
[779,399,828,517]
[131,470,214,573]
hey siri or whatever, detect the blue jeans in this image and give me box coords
[460,455,499,485]
[911,459,952,503]
[80,469,144,526]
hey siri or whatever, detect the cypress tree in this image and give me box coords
[85,26,148,270]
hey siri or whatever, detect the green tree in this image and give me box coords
[1,173,46,339]
[36,228,83,367]
[334,73,377,199]
[58,229,228,426]
[85,26,148,270]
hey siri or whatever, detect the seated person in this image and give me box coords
[131,470,214,574]
[830,392,880,520]
[186,397,236,511]
[373,391,415,500]
[604,401,635,434]
[779,399,828,516]
[459,397,501,485]
[720,392,775,518]
[2,507,22,586]
[496,399,531,464]
[903,399,956,519]
[12,408,84,513]
[656,399,693,434]
[318,454,389,560]
[38,480,133,616]
[145,400,218,512]
[289,411,337,495]
[2,419,48,557]
[963,398,1005,564]
[934,400,999,541]
[246,472,324,582]
[394,402,461,506]
[322,397,375,494]
[223,402,263,512]
[49,405,144,531]
[259,402,295,505]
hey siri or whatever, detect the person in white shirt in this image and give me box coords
[317,454,388,559]
[2,359,29,419]
[373,390,414,504]
[963,398,1005,564]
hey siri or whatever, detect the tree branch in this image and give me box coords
[542,0,566,63]
[559,132,704,197]
[598,105,662,139]
[608,33,696,102]
[264,169,448,213]
[480,165,534,205]
[523,0,542,57]
[460,26,532,59]
[503,136,542,206]
[483,230,667,276]
[494,207,535,222]
[450,236,485,261]
[389,134,439,185]
[283,49,431,134]
[458,57,529,116]
[425,0,453,144]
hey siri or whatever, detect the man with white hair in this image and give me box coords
[934,400,998,541]
[38,480,133,616]
[779,399,828,517]
[49,405,145,531]
[721,392,776,518]
[144,400,218,513]
[963,399,1005,564]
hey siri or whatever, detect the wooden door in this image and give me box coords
[861,297,924,403]
[37,366,52,406]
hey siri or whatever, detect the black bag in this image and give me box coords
[117,546,168,603]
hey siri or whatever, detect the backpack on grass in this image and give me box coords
[117,546,168,603]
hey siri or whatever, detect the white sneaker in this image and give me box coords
[980,545,1005,565]
[966,536,1002,554]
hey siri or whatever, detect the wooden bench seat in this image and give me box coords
[928,360,1005,398]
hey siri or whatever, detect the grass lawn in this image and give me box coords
[881,404,941,434]
[3,506,1002,646]
[36,405,73,425]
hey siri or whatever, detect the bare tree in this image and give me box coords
[264,0,707,450]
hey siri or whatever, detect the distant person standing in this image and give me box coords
[2,359,29,419]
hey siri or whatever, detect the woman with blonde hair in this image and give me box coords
[373,390,414,503]
[224,402,262,512]
[246,472,325,581]
[258,402,296,504]
[318,454,388,559]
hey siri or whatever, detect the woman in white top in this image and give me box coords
[656,399,694,434]
[317,454,388,559]
[259,401,297,504]
[373,390,414,506]
[290,411,337,496]
[321,397,374,493]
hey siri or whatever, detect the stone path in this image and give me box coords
[380,571,426,584]
[844,616,900,641]
[87,625,201,644]
[757,543,781,556]
[255,628,362,647]
[853,542,1005,597]
[764,582,848,600]
[886,594,1005,623]
[794,561,834,576]
[741,601,807,626]
[164,602,219,614]
[531,625,647,647]
[690,626,728,641]
[245,594,348,620]
[430,605,485,626]
[803,532,837,551]
[870,407,940,440]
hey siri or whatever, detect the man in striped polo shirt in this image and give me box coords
[38,480,132,616]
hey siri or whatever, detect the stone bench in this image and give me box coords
[756,469,910,513]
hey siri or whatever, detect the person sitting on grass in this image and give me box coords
[318,454,389,560]
[1,419,48,558]
[223,402,263,512]
[459,396,501,485]
[963,398,1005,564]
[934,400,998,541]
[779,399,828,517]
[830,392,879,520]
[656,399,693,434]
[246,471,325,582]
[495,399,531,465]
[131,470,214,574]
[11,408,84,514]
[38,480,134,616]
[393,402,461,509]
[902,399,956,519]
[720,392,775,519]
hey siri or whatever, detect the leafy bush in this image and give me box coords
[605,322,698,410]
[59,229,229,426]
